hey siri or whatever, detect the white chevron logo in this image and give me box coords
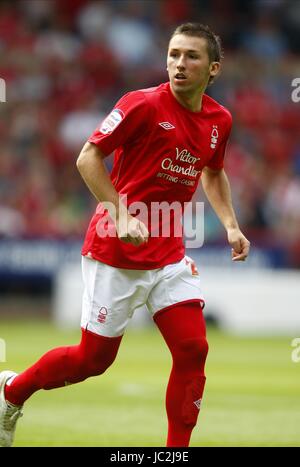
[193,398,202,409]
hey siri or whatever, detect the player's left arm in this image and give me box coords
[201,167,250,261]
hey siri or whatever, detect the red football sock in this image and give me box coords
[154,301,208,447]
[5,328,122,406]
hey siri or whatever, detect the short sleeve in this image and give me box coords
[206,112,232,171]
[88,91,150,157]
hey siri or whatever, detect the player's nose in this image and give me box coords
[176,55,186,70]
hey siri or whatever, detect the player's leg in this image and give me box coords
[0,329,123,447]
[154,301,208,447]
[3,328,123,406]
[147,256,207,447]
[0,257,144,446]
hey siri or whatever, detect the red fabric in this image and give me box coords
[5,329,122,406]
[82,82,232,269]
[154,302,208,447]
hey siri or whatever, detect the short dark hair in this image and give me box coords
[171,22,223,62]
[170,23,223,84]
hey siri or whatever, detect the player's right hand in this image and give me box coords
[116,213,149,247]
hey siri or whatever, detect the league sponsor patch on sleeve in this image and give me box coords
[99,109,124,135]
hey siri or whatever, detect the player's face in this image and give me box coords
[167,34,220,96]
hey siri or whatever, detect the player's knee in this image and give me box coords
[87,353,116,376]
[173,337,209,368]
[74,331,122,379]
[82,347,118,377]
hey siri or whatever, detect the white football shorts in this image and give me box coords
[81,255,205,337]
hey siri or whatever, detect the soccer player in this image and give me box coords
[0,23,250,447]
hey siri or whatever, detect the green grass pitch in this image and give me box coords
[1,319,300,447]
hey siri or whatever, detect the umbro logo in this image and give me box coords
[159,122,175,130]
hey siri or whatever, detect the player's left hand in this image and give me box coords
[227,227,250,262]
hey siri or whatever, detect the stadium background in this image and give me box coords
[0,0,300,447]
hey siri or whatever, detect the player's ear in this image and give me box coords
[209,61,220,77]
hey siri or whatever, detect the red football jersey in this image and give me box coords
[82,82,232,269]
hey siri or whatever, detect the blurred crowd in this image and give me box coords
[0,0,300,267]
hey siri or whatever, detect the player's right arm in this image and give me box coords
[76,142,149,246]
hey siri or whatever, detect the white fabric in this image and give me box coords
[81,256,204,337]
